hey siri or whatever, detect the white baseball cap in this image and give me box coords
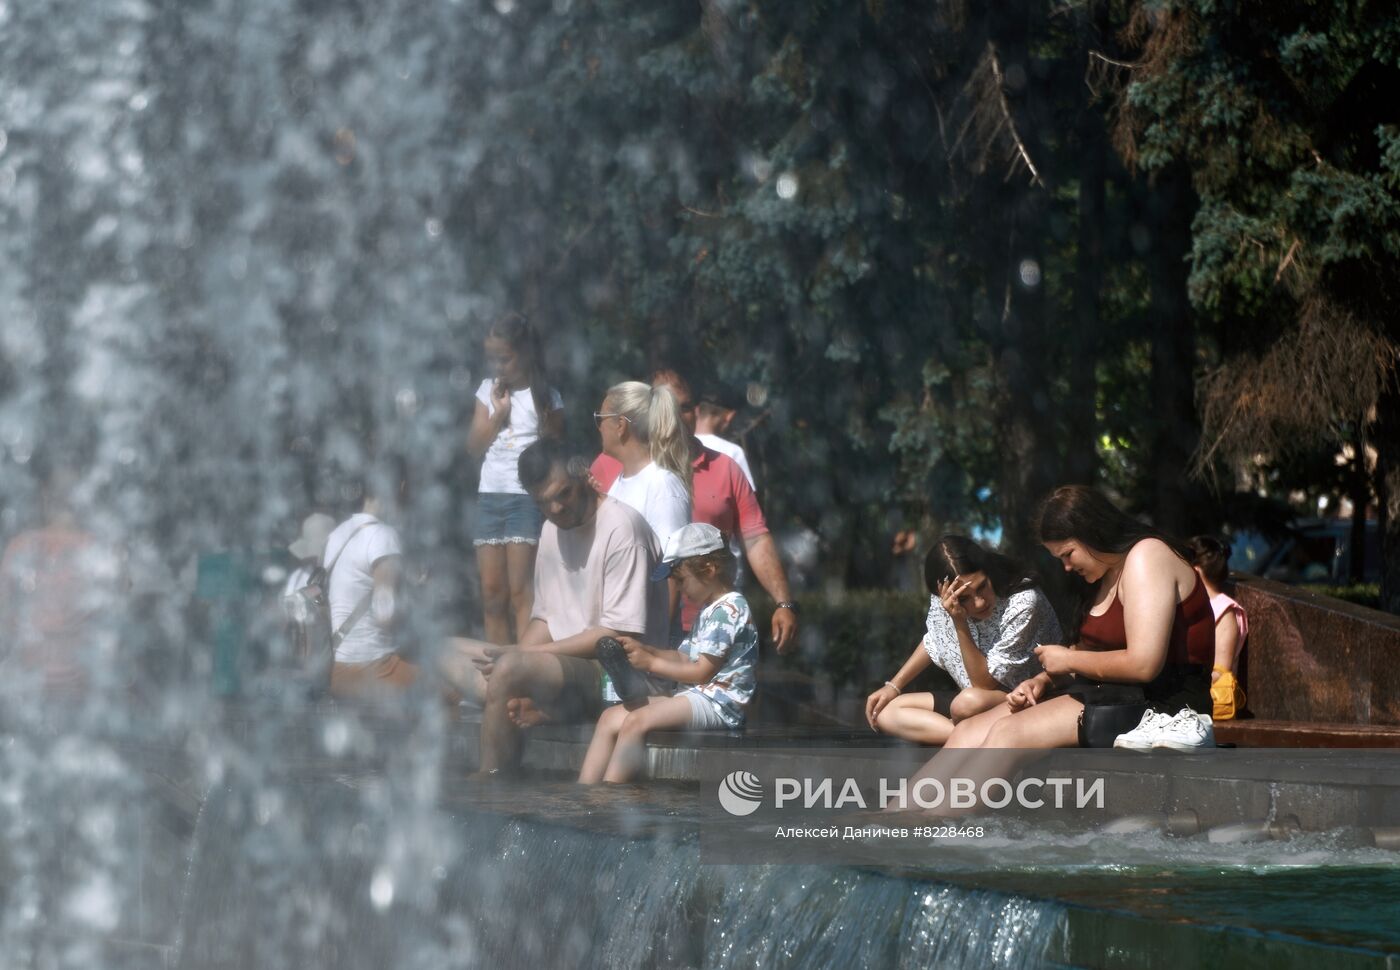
[651,522,725,580]
[288,513,336,561]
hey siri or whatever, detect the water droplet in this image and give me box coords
[67,874,119,931]
[746,382,769,407]
[255,790,282,825]
[775,172,799,200]
[493,0,516,13]
[116,447,137,465]
[425,218,443,238]
[396,388,421,416]
[128,92,148,112]
[323,718,350,755]
[370,868,395,910]
[1018,259,1041,288]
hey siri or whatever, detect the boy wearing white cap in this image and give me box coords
[579,522,758,783]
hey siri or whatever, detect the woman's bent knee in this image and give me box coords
[950,688,1001,723]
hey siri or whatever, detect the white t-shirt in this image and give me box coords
[476,380,564,495]
[606,461,691,545]
[697,433,755,489]
[322,513,403,664]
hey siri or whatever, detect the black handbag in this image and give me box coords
[1071,682,1148,748]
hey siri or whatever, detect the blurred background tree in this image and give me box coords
[2,0,1396,624]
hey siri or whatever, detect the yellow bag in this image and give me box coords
[1211,667,1245,721]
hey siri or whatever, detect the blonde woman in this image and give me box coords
[594,381,692,545]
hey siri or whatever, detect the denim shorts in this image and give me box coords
[474,492,544,546]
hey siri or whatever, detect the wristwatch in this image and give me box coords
[775,601,798,612]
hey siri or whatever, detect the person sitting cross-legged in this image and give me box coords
[866,535,1061,746]
[578,523,757,784]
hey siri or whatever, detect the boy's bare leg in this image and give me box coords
[603,695,695,783]
[578,704,629,784]
[874,692,956,745]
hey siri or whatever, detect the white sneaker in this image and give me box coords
[1113,709,1171,751]
[1151,709,1215,752]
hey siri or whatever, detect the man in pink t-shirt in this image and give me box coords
[447,440,670,772]
[591,370,798,652]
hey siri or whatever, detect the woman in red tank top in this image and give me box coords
[908,487,1216,811]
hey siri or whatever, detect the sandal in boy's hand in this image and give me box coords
[595,636,652,704]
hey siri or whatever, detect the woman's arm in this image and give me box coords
[1054,542,1181,683]
[952,616,998,689]
[467,398,508,459]
[938,578,999,690]
[865,640,935,730]
[887,639,934,690]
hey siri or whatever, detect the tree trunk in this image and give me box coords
[1350,421,1369,583]
[990,5,1058,561]
[1147,167,1199,535]
[1376,385,1400,613]
[1064,87,1106,486]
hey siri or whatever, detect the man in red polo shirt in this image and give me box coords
[590,369,798,653]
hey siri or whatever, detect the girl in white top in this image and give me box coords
[866,535,1061,746]
[467,314,563,644]
[595,380,692,545]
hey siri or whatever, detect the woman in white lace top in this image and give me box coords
[866,536,1062,746]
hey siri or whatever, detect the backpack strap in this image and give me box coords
[332,593,374,647]
[324,520,378,646]
[323,521,375,580]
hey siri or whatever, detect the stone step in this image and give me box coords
[1215,719,1400,748]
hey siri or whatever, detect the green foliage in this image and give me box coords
[1300,583,1381,611]
[749,589,956,693]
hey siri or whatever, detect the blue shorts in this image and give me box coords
[473,492,544,546]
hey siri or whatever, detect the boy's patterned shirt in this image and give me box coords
[680,591,758,728]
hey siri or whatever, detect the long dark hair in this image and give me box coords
[488,312,554,427]
[923,535,1037,599]
[1037,485,1193,635]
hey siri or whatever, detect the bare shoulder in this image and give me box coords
[1122,537,1194,597]
[1124,537,1179,569]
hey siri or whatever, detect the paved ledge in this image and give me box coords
[1215,718,1400,748]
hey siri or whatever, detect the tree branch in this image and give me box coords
[987,44,1045,188]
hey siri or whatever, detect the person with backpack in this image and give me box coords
[319,485,413,700]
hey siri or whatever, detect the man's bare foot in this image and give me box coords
[506,697,551,728]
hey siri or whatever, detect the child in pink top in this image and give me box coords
[1188,536,1248,719]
